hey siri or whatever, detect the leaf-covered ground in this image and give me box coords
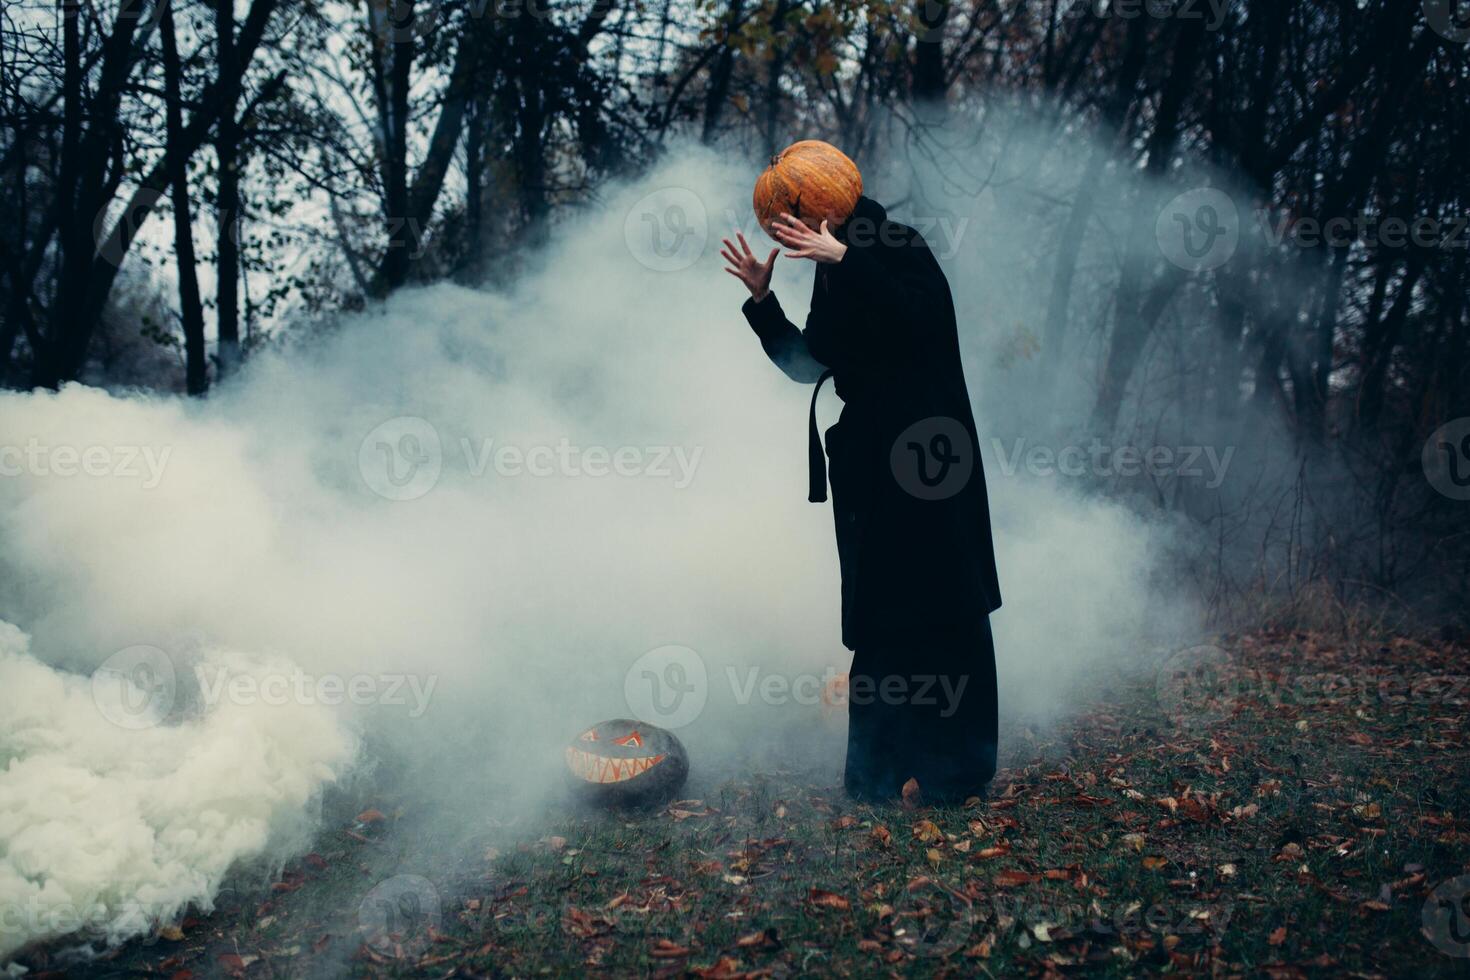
[20,629,1470,978]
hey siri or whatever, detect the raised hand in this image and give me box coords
[721,232,779,302]
[771,213,848,265]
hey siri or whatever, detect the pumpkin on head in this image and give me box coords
[564,719,689,806]
[753,140,862,236]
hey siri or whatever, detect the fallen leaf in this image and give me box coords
[355,808,386,825]
[912,820,943,843]
[808,889,851,911]
[995,870,1040,887]
[1268,926,1287,946]
[901,778,922,807]
[735,927,781,950]
[650,938,691,958]
[965,934,994,957]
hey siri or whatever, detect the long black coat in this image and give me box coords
[743,196,1002,651]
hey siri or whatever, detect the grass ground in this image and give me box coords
[18,628,1470,978]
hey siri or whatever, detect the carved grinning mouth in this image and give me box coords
[565,746,666,784]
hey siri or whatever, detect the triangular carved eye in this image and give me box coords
[613,731,643,748]
[579,729,597,742]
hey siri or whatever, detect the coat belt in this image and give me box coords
[808,370,834,503]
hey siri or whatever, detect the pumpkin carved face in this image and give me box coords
[564,719,689,806]
[753,140,862,235]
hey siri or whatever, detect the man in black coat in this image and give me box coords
[721,195,1003,803]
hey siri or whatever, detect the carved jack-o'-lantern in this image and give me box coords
[564,719,689,806]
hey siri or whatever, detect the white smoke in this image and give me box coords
[0,143,1196,962]
[0,623,356,962]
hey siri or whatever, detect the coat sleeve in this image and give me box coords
[742,292,829,384]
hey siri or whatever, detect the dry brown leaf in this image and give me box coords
[649,938,691,958]
[912,820,943,843]
[808,888,851,911]
[734,927,780,950]
[901,777,922,808]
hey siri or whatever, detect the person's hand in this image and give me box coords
[721,232,778,302]
[771,213,848,264]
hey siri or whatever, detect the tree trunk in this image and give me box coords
[911,0,950,102]
[161,0,208,395]
[700,0,744,145]
[1093,16,1205,430]
[377,0,416,293]
[1042,14,1148,363]
[30,0,280,387]
[763,0,790,158]
[215,0,242,378]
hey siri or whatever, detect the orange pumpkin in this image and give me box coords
[753,140,862,236]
